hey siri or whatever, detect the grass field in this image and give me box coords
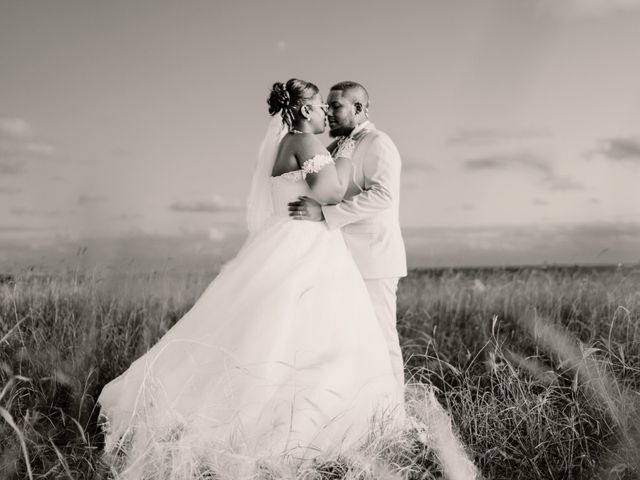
[1,265,639,479]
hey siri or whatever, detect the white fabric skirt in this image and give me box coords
[97,216,403,478]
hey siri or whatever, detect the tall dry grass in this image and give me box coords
[398,266,640,479]
[0,265,638,479]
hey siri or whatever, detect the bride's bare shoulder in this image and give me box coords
[289,134,329,163]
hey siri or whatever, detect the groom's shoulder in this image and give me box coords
[361,127,397,149]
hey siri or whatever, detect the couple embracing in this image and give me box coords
[97,79,476,479]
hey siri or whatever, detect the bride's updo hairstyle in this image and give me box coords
[267,78,320,130]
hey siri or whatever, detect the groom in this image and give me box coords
[288,81,407,389]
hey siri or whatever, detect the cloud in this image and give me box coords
[532,198,548,206]
[23,142,56,156]
[0,140,57,159]
[545,176,584,191]
[462,151,584,191]
[0,118,59,175]
[463,151,551,174]
[77,194,108,205]
[0,225,49,233]
[448,128,552,147]
[590,137,640,163]
[0,160,26,175]
[0,186,22,194]
[539,0,640,17]
[107,213,144,221]
[0,118,34,138]
[11,207,61,217]
[169,195,242,213]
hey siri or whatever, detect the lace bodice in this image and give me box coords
[269,154,334,216]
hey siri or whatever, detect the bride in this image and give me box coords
[97,79,405,478]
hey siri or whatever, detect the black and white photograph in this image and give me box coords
[1,1,639,479]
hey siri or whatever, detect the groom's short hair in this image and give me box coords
[330,81,370,108]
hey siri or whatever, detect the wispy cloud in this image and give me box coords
[462,151,584,191]
[463,151,551,174]
[169,195,242,213]
[77,194,108,205]
[0,225,49,233]
[0,140,58,159]
[448,128,552,147]
[0,118,33,138]
[0,117,59,175]
[589,137,640,163]
[11,207,62,217]
[0,161,26,175]
[107,213,144,221]
[545,176,584,191]
[0,142,58,175]
[23,142,56,156]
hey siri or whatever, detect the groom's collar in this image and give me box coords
[349,120,373,138]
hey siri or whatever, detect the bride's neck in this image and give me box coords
[290,121,313,134]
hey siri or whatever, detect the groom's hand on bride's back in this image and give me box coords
[288,196,324,221]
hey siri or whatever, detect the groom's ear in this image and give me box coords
[353,102,363,114]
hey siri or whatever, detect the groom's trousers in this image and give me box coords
[363,278,405,391]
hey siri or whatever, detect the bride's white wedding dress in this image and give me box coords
[98,119,478,480]
[97,153,403,477]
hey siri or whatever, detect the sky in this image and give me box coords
[1,0,639,270]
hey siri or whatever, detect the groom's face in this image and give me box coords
[327,90,358,138]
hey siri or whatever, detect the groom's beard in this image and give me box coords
[329,125,356,138]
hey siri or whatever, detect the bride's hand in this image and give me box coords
[288,196,324,221]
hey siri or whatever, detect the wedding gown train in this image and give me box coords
[97,167,405,478]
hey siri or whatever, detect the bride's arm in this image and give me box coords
[295,134,351,205]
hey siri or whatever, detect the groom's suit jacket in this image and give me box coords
[322,122,407,280]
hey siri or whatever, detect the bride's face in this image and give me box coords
[302,93,328,134]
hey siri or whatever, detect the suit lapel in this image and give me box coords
[353,122,375,167]
[344,123,375,193]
